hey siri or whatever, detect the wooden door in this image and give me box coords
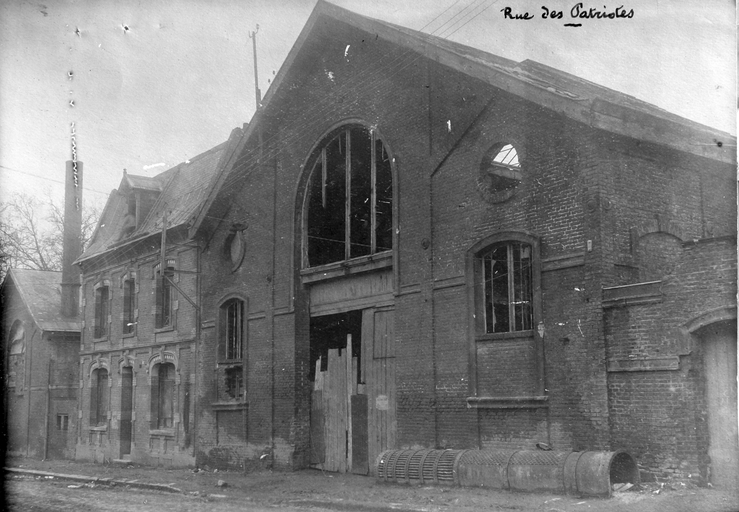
[703,321,738,488]
[311,339,356,473]
[120,367,133,457]
[362,307,396,474]
[309,307,396,475]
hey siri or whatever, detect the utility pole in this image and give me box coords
[160,209,168,273]
[249,25,261,111]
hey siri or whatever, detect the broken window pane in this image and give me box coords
[483,242,532,333]
[225,366,244,400]
[308,135,346,265]
[350,127,372,258]
[306,126,393,267]
[481,143,523,194]
[225,300,243,360]
[375,139,393,252]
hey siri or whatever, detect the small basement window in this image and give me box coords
[57,414,69,431]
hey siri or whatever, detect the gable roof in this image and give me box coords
[3,268,79,332]
[78,127,244,264]
[192,1,734,235]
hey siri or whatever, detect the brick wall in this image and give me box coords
[76,242,198,466]
[193,17,735,477]
[1,277,80,460]
[605,237,736,482]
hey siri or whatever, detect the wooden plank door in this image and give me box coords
[362,307,396,474]
[311,340,357,473]
[703,322,738,488]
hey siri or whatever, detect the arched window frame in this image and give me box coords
[6,320,25,390]
[93,279,112,340]
[216,295,247,403]
[466,232,544,397]
[121,270,137,336]
[300,123,395,271]
[218,296,246,362]
[89,365,110,428]
[153,259,177,330]
[150,361,176,431]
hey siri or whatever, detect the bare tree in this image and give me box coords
[0,193,100,278]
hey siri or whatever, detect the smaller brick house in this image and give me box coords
[73,129,243,466]
[2,269,81,459]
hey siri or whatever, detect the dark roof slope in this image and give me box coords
[192,1,734,233]
[278,2,734,161]
[79,132,242,263]
[4,268,79,332]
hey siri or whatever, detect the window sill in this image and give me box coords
[466,396,548,409]
[154,326,174,334]
[92,336,109,343]
[89,426,108,432]
[149,429,175,437]
[122,331,136,339]
[476,330,534,342]
[212,401,248,411]
[218,360,244,367]
[301,251,392,284]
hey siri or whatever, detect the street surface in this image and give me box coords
[6,476,326,512]
[5,457,739,512]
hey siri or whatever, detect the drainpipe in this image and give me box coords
[44,358,51,459]
[26,328,37,457]
[193,242,201,462]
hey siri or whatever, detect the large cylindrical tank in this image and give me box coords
[377,448,639,497]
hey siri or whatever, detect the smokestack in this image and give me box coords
[61,160,83,318]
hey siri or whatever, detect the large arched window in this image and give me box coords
[305,126,393,267]
[7,320,25,389]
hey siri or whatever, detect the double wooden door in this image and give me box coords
[311,307,395,474]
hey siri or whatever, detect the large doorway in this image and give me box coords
[700,320,738,488]
[120,367,133,458]
[309,307,396,474]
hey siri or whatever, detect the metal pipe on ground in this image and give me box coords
[376,448,639,497]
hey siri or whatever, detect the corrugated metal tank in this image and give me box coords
[376,448,639,497]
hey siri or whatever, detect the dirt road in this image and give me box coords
[6,457,739,512]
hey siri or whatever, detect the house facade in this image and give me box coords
[73,135,242,466]
[189,1,736,487]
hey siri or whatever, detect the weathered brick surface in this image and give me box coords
[605,238,736,482]
[189,16,736,482]
[1,274,80,460]
[75,244,198,466]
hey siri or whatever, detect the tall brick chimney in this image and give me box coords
[61,160,83,318]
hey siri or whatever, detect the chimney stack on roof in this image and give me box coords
[61,160,83,318]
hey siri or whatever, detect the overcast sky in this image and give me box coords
[0,0,735,207]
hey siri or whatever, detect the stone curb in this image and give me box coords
[287,499,428,512]
[5,467,183,494]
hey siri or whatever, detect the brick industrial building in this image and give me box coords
[1,269,80,459]
[64,1,736,487]
[2,161,84,460]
